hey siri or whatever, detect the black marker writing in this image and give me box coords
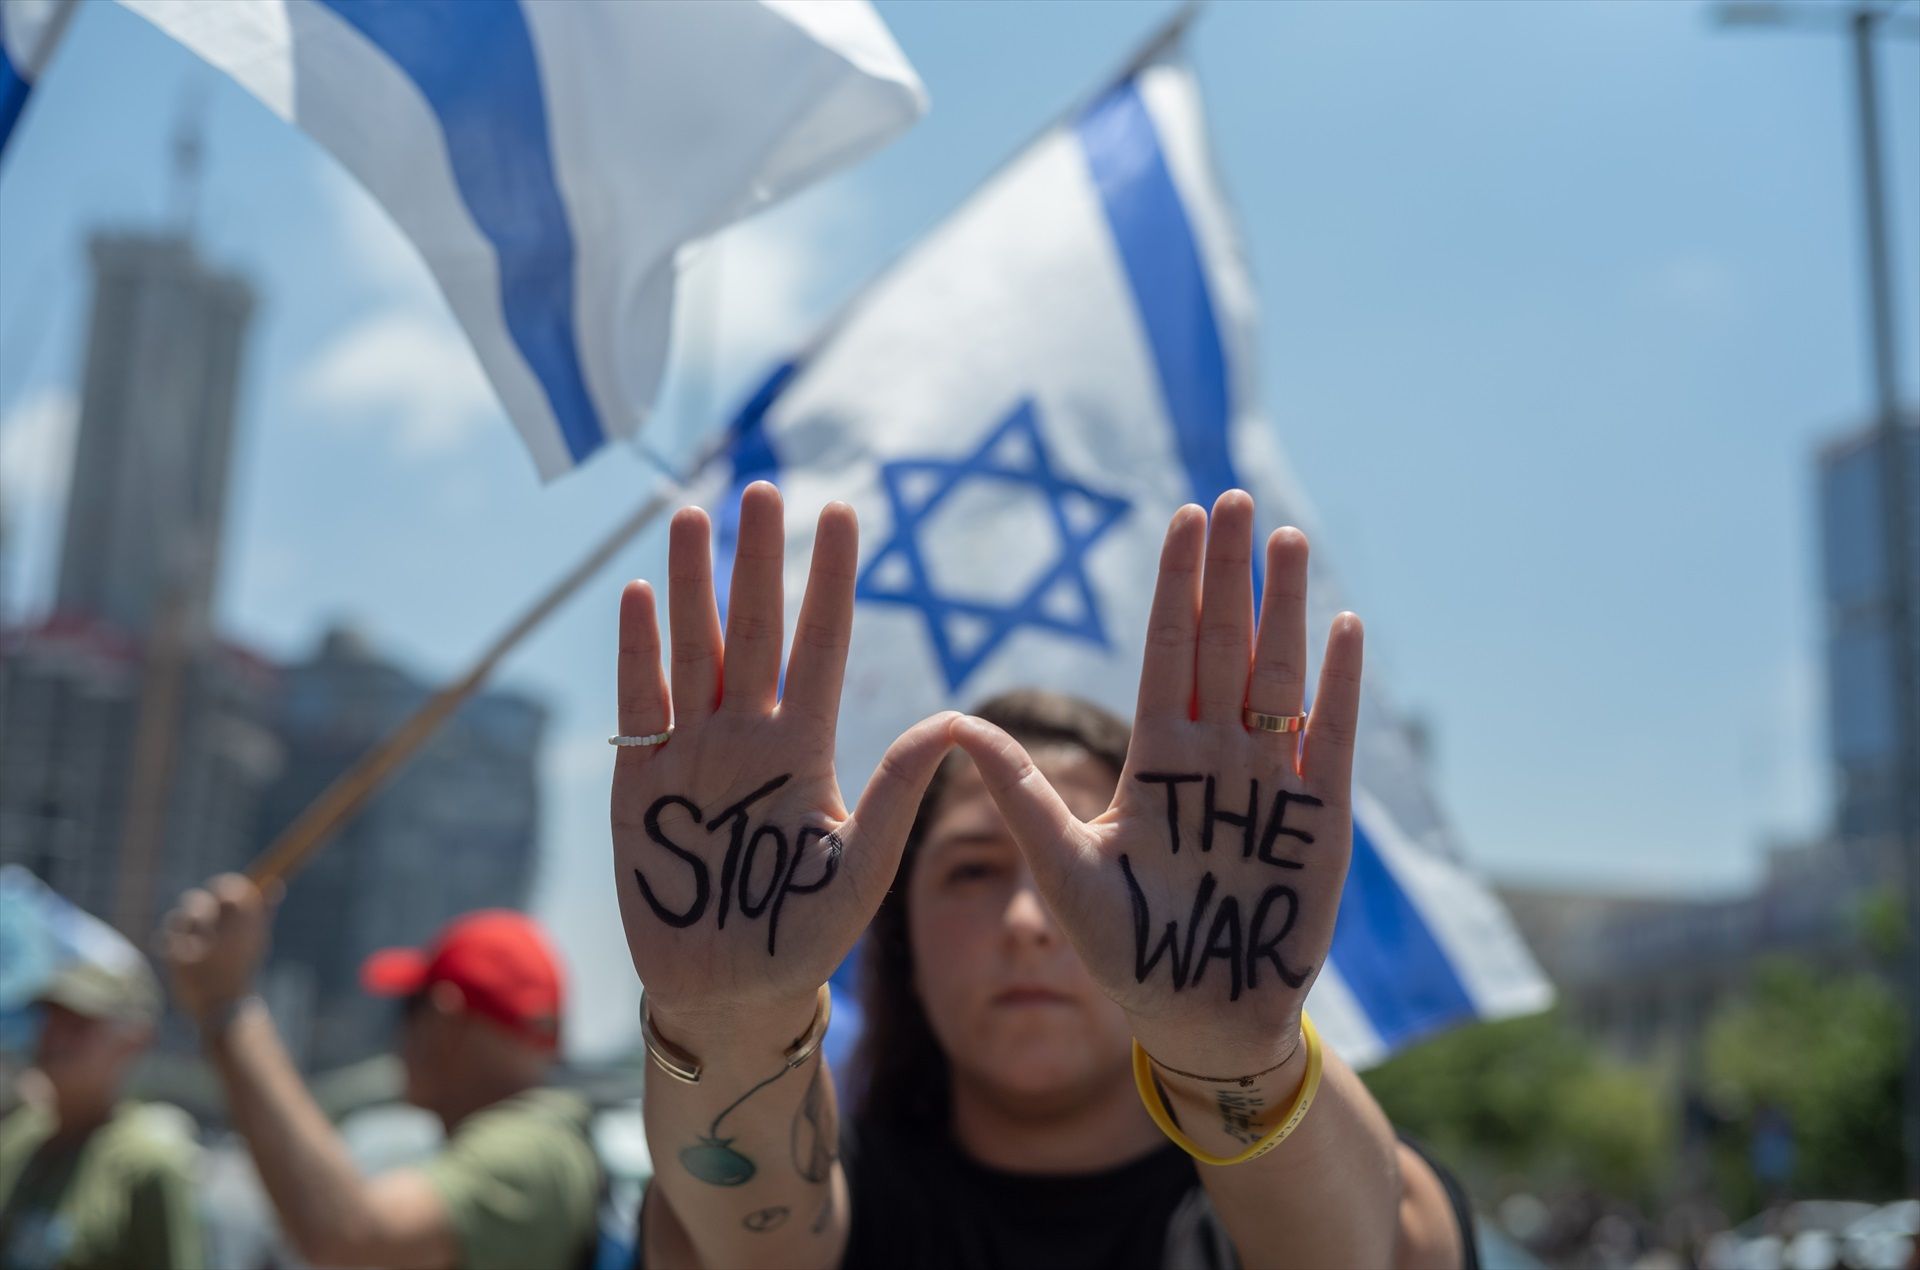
[1135,773,1200,853]
[1134,773,1324,869]
[1120,854,1310,1000]
[631,774,842,955]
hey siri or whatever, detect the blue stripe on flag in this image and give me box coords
[1074,81,1239,510]
[1,34,31,155]
[1079,73,1478,1046]
[1330,818,1478,1047]
[317,0,606,464]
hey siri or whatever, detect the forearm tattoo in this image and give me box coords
[680,1060,798,1187]
[680,1045,841,1220]
[1122,773,1323,1000]
[631,773,843,955]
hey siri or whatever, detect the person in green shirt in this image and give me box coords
[0,956,202,1270]
[161,889,602,1270]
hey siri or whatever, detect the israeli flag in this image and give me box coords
[108,0,925,479]
[719,45,1550,1067]
[0,0,76,151]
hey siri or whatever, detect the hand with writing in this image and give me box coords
[952,492,1361,1077]
[612,482,955,1036]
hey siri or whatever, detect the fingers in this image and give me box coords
[668,507,724,720]
[617,581,670,740]
[162,887,218,955]
[844,711,961,873]
[1134,505,1206,723]
[780,502,858,733]
[1194,490,1256,724]
[950,716,1088,895]
[1248,528,1310,722]
[161,876,263,957]
[722,481,785,713]
[1301,612,1364,799]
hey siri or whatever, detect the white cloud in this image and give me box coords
[296,309,499,457]
[0,385,76,512]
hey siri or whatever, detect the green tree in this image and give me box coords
[1364,1010,1669,1205]
[1701,959,1903,1212]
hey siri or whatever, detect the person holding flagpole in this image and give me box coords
[614,482,1474,1270]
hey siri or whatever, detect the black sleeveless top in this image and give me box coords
[837,1116,1480,1270]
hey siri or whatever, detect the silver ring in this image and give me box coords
[609,728,673,747]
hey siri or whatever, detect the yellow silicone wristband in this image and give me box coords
[1132,1011,1324,1167]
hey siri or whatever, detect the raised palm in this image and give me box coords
[611,482,952,1021]
[953,492,1363,1075]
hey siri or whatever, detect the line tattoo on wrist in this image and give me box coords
[791,1061,838,1184]
[680,1057,806,1187]
[631,773,844,956]
[1216,1088,1266,1145]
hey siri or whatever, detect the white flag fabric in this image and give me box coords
[712,50,1550,1067]
[0,865,148,1009]
[0,0,77,150]
[112,0,925,479]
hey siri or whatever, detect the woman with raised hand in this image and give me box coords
[615,482,1473,1270]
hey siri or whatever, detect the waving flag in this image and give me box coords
[105,0,925,479]
[717,37,1550,1067]
[0,0,75,151]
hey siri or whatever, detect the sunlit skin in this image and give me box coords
[909,747,1161,1168]
[631,484,1461,1270]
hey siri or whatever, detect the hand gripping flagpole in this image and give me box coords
[246,428,735,890]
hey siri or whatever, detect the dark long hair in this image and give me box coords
[850,689,1130,1129]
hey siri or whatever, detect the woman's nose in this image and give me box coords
[1002,880,1056,945]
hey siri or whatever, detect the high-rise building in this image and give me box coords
[0,232,276,938]
[260,627,546,1072]
[1818,419,1920,843]
[55,233,253,638]
[0,617,281,933]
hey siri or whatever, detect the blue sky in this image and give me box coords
[2,0,1915,1054]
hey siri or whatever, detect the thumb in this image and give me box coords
[949,716,1089,893]
[845,712,961,858]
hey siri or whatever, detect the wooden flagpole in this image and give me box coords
[247,442,721,887]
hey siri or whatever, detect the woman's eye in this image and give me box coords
[944,861,1001,884]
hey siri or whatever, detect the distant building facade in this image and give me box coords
[1817,419,1919,845]
[0,230,548,1076]
[1499,833,1898,1060]
[1502,417,1914,1062]
[0,232,276,939]
[0,617,280,937]
[260,627,546,1072]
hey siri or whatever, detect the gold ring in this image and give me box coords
[1243,708,1307,733]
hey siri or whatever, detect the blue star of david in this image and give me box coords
[856,398,1131,692]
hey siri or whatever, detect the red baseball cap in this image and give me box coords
[360,910,565,1052]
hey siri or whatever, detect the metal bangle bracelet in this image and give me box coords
[639,984,832,1085]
